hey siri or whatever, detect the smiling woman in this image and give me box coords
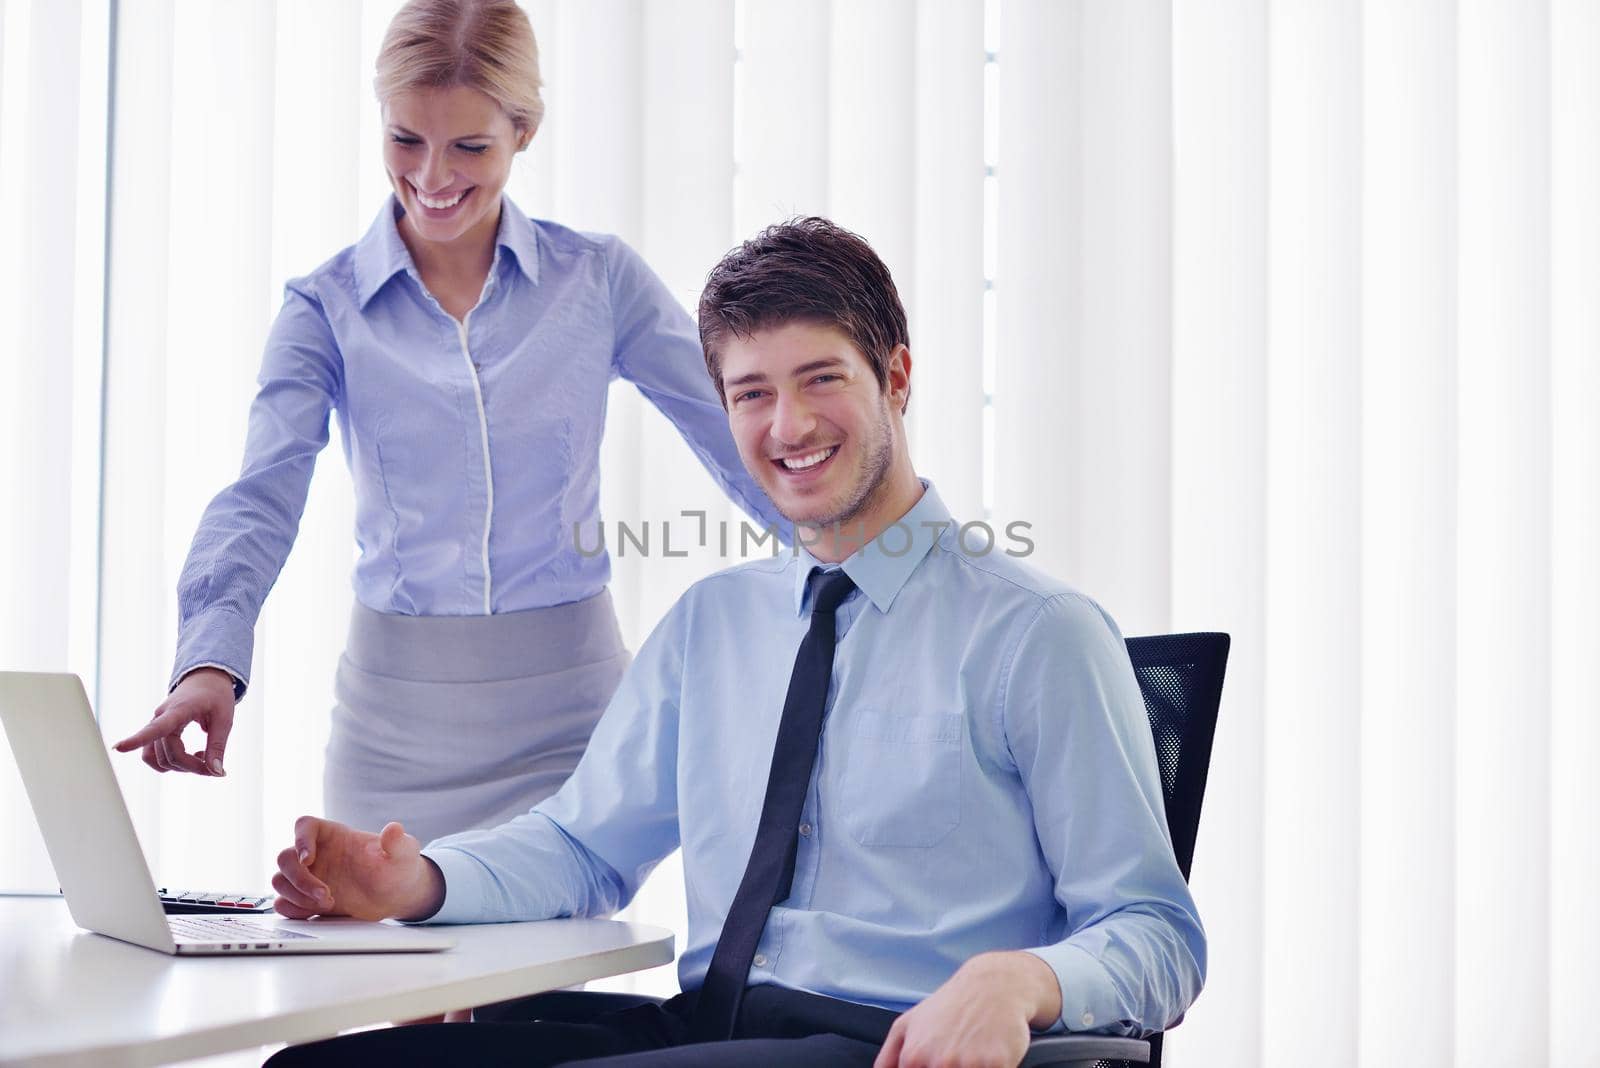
[109,0,786,853]
[375,0,537,319]
[381,85,527,319]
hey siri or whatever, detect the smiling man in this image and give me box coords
[711,309,916,567]
[267,219,1205,1068]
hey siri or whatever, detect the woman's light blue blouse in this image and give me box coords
[170,196,780,693]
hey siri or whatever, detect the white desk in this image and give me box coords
[0,897,674,1067]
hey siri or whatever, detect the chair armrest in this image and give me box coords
[1019,1033,1152,1066]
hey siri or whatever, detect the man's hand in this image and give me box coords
[873,951,1063,1068]
[273,817,445,923]
[112,667,235,776]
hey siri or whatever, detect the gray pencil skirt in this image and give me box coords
[322,589,630,845]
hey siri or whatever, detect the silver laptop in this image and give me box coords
[0,671,455,956]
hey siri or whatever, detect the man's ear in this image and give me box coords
[886,344,913,415]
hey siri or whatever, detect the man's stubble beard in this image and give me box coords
[788,397,896,532]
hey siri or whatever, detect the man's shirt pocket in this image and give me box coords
[838,710,964,848]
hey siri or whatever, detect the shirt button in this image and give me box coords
[1080,1012,1095,1028]
[752,954,767,968]
[798,823,812,837]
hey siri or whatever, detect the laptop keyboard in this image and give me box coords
[169,916,315,941]
[158,888,274,914]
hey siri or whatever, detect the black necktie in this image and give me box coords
[688,567,858,1042]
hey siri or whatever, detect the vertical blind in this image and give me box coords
[0,0,108,901]
[1,1,1595,1064]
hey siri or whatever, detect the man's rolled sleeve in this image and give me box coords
[1024,941,1131,1035]
[415,842,561,925]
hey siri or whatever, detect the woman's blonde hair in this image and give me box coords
[374,0,544,143]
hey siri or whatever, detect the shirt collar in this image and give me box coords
[353,194,541,309]
[493,195,541,287]
[791,479,951,617]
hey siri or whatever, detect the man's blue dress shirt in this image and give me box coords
[422,483,1205,1036]
[171,196,781,691]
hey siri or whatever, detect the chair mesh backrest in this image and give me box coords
[1085,633,1229,1068]
[1124,632,1229,881]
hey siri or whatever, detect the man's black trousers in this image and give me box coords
[264,985,900,1066]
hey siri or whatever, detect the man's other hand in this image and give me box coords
[873,950,1063,1068]
[272,817,445,922]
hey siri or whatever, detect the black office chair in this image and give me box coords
[481,632,1231,1068]
[1021,631,1229,1068]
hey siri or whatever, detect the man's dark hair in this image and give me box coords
[697,217,910,412]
